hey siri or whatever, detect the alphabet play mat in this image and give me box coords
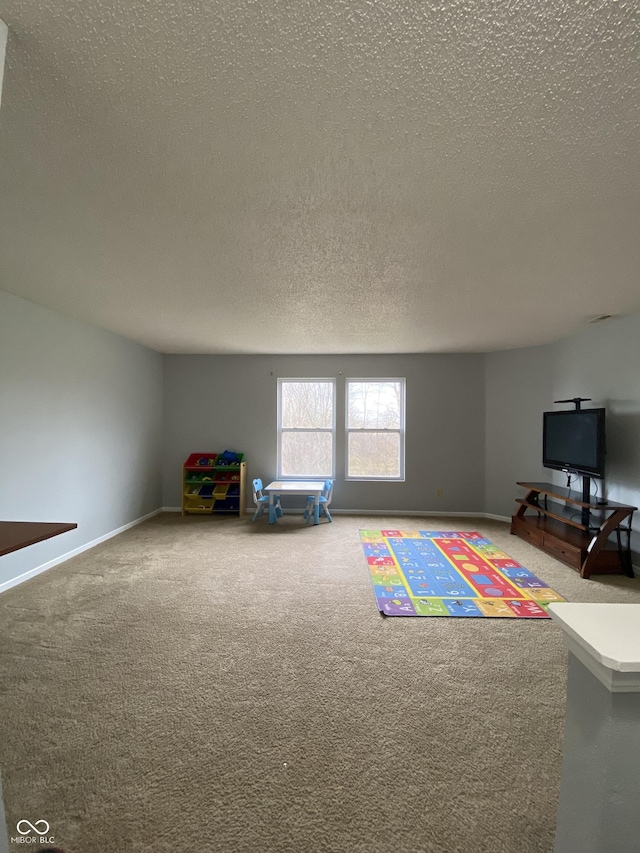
[360,530,565,618]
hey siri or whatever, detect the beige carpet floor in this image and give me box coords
[1,513,639,853]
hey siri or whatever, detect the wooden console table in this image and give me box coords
[0,521,77,557]
[511,482,636,579]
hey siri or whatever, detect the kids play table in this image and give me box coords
[263,481,324,525]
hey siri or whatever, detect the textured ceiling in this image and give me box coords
[0,0,638,354]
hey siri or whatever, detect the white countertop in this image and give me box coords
[548,603,640,692]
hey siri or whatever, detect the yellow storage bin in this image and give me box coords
[185,497,215,512]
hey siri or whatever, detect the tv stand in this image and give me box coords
[511,481,636,579]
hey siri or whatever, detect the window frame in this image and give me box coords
[277,378,337,480]
[345,377,406,482]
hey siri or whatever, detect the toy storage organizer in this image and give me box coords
[182,452,247,517]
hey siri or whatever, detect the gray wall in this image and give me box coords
[484,343,555,517]
[485,313,640,555]
[0,290,164,588]
[163,353,486,514]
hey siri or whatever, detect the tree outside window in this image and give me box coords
[277,379,335,478]
[346,379,405,479]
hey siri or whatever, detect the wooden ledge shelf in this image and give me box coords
[0,521,77,558]
[516,481,634,511]
[515,497,588,531]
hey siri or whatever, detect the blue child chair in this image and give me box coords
[304,479,333,524]
[251,478,282,522]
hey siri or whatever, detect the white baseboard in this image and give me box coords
[168,505,513,522]
[238,508,504,518]
[483,513,512,523]
[0,508,164,595]
[330,509,506,519]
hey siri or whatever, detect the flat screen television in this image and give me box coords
[542,408,606,479]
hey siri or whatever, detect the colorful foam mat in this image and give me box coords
[360,529,565,618]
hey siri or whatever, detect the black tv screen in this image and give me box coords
[543,408,606,478]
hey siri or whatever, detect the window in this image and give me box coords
[346,379,405,480]
[277,379,336,478]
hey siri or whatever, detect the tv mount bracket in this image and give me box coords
[554,397,592,411]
